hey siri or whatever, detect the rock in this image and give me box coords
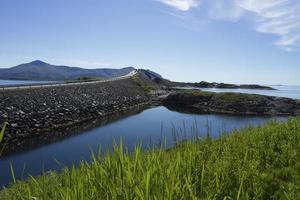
[162,90,300,116]
[0,76,152,154]
[193,81,275,90]
[18,110,25,115]
[10,123,18,128]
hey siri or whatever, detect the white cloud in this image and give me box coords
[157,0,201,11]
[208,0,244,21]
[238,0,300,50]
[156,0,300,51]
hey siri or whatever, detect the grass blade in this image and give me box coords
[0,122,7,142]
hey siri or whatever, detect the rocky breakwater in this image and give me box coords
[162,90,300,116]
[0,77,150,154]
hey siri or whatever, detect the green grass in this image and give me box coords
[1,118,300,199]
[185,89,266,100]
[214,92,265,102]
[0,122,7,155]
[65,77,103,83]
[76,77,103,81]
[0,122,7,143]
[133,76,156,93]
[182,89,213,96]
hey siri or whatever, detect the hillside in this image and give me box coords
[0,60,275,91]
[0,60,135,81]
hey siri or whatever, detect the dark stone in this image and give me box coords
[193,81,275,90]
[0,77,152,154]
[162,91,300,116]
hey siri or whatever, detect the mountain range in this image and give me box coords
[0,60,274,90]
[0,60,136,81]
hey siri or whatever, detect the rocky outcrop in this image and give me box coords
[193,81,275,90]
[239,84,275,90]
[0,76,151,153]
[162,91,300,116]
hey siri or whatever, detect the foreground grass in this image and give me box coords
[0,122,7,142]
[1,118,300,199]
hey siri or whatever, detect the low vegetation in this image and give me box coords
[193,81,274,90]
[183,89,265,101]
[76,77,103,81]
[65,77,103,83]
[213,92,266,102]
[133,76,156,93]
[1,118,300,199]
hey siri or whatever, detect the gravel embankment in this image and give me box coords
[0,77,150,153]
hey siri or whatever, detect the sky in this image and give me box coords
[0,0,300,85]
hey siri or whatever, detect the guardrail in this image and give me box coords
[0,70,138,91]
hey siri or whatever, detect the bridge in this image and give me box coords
[0,70,138,90]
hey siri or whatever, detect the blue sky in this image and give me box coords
[0,0,299,84]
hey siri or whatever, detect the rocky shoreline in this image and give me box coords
[1,103,153,157]
[162,90,300,116]
[1,74,299,155]
[192,81,275,90]
[0,76,158,155]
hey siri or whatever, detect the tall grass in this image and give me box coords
[0,122,7,155]
[1,118,300,199]
[0,122,7,143]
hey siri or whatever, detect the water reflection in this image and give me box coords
[0,106,285,187]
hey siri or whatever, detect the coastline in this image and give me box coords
[0,76,156,155]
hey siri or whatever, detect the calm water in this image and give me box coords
[199,85,300,99]
[0,106,285,187]
[0,79,52,86]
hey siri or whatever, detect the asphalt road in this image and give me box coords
[0,70,138,91]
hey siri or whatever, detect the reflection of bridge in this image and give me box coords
[0,70,138,91]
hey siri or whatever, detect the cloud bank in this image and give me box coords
[158,0,300,51]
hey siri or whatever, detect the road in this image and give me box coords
[0,70,138,91]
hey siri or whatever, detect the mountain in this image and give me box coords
[138,69,176,87]
[139,69,162,80]
[0,60,136,81]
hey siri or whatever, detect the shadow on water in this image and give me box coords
[164,104,211,115]
[2,104,152,158]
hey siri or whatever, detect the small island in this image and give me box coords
[193,81,275,90]
[162,90,300,116]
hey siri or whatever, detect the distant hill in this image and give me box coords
[0,60,136,81]
[193,81,275,90]
[0,60,273,90]
[138,69,176,87]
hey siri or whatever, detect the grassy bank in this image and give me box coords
[1,118,300,199]
[133,76,156,93]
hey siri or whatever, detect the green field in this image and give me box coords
[1,118,300,199]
